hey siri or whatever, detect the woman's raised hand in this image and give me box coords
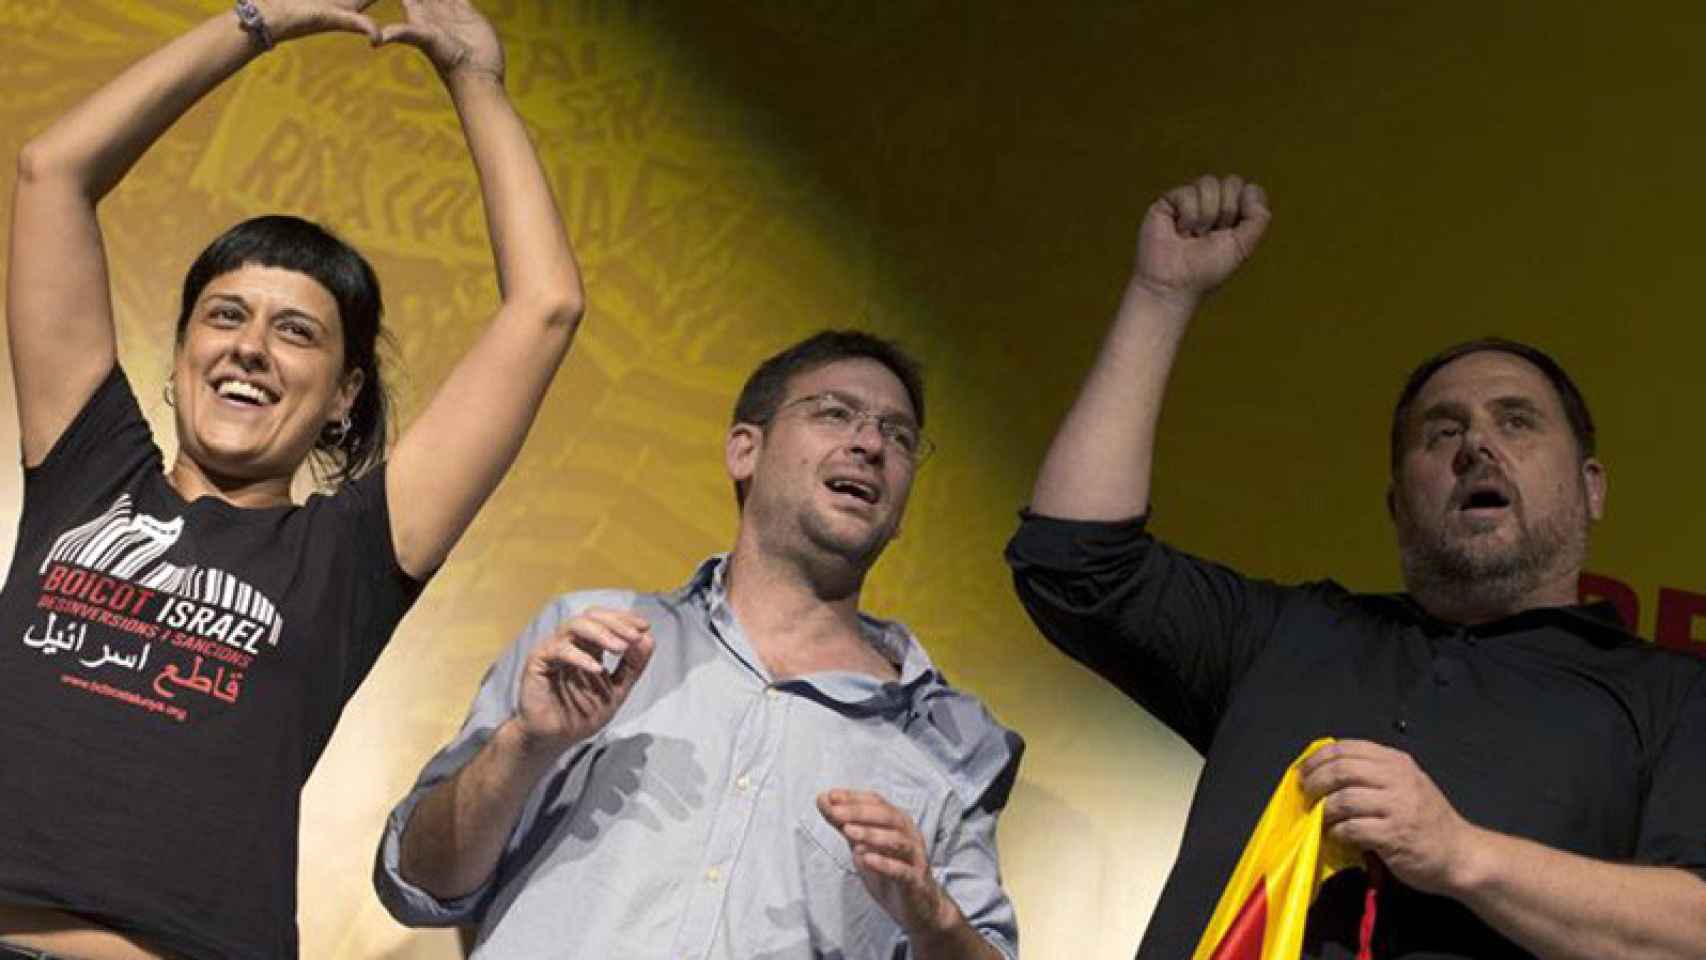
[378,0,505,80]
[252,0,383,45]
[254,1,506,83]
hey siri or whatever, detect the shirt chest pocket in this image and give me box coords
[737,776,930,958]
[799,779,931,875]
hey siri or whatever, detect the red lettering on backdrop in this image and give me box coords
[1656,588,1706,655]
[1578,573,1640,631]
[1579,573,1706,660]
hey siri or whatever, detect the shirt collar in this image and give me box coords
[681,554,1018,807]
[685,553,940,693]
[688,553,730,615]
[1372,592,1639,645]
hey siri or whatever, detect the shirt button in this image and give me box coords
[735,774,752,792]
[1393,718,1410,734]
[766,688,781,701]
[706,866,722,883]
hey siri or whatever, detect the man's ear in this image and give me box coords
[1582,457,1607,522]
[726,422,760,485]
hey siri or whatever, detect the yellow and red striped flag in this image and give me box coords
[1190,739,1360,960]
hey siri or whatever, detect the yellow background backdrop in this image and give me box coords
[2,3,1702,957]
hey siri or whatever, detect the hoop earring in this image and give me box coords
[322,414,353,448]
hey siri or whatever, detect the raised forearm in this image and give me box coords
[1452,827,1706,960]
[398,609,653,901]
[382,64,586,576]
[1028,281,1195,521]
[9,10,265,466]
[20,11,256,200]
[445,71,583,324]
[398,719,561,900]
[1029,176,1269,521]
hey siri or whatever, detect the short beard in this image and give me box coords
[1398,497,1588,619]
[800,507,892,574]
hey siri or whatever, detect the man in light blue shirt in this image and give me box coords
[375,331,1022,959]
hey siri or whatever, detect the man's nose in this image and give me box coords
[1452,423,1496,474]
[846,415,887,460]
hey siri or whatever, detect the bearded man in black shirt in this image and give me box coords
[1005,175,1706,959]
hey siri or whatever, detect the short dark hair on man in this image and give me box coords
[1389,337,1596,471]
[732,330,926,428]
[729,330,926,507]
[177,215,391,487]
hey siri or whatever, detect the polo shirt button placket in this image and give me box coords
[1433,629,1466,689]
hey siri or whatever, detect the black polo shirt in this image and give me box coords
[1006,512,1706,959]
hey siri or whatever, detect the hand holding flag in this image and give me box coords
[1300,739,1480,898]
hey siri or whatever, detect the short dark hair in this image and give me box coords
[177,215,390,487]
[732,329,926,427]
[1389,337,1596,471]
[730,330,926,506]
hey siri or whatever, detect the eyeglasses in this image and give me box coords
[768,391,936,464]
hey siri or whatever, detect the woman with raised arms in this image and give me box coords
[0,1,577,957]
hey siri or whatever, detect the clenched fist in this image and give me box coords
[1130,174,1271,309]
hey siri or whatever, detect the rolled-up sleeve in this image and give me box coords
[904,689,1023,959]
[926,793,1018,959]
[1005,510,1292,753]
[373,599,568,926]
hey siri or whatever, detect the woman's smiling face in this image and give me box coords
[171,263,363,486]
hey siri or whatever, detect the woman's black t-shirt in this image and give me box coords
[0,366,423,958]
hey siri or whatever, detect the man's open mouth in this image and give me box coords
[825,477,880,504]
[1457,483,1511,512]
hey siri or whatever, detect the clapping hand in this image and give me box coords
[514,607,655,755]
[817,789,962,937]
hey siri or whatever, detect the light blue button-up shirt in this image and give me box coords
[375,557,1022,959]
